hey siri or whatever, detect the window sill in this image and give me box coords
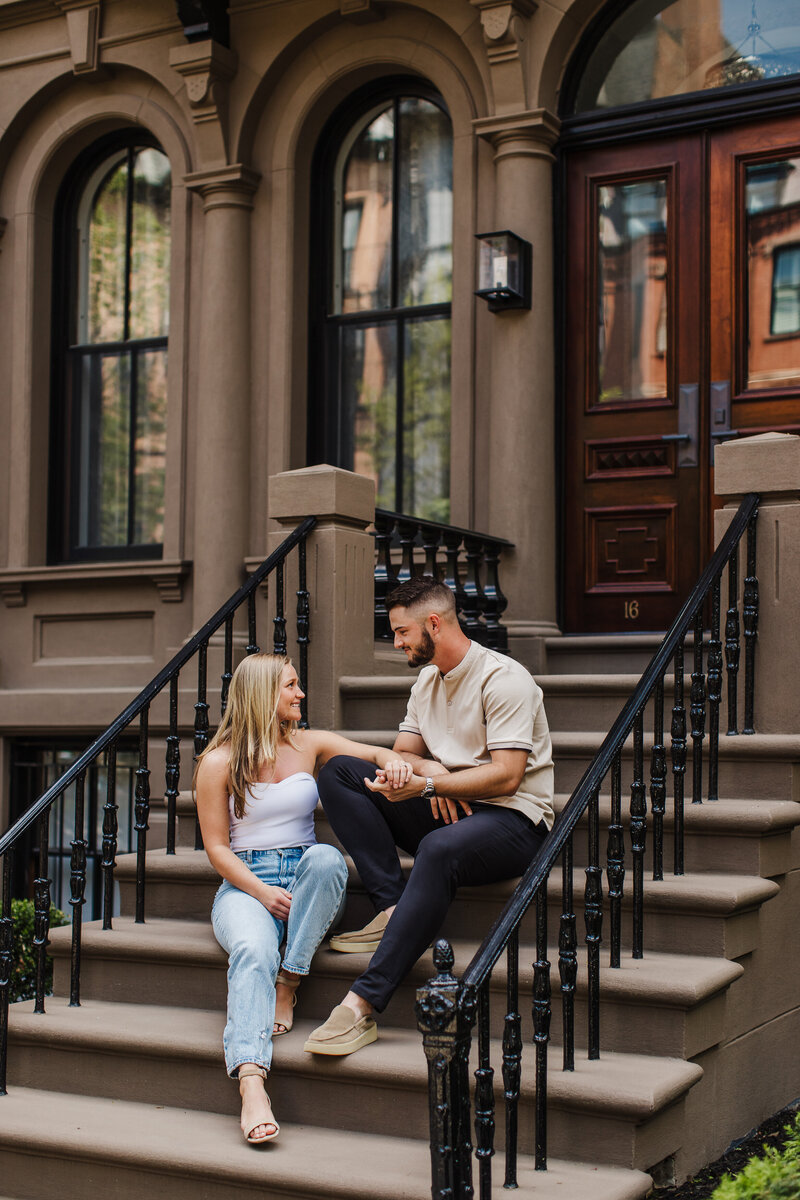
[0,560,192,608]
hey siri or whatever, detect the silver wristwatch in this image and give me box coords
[420,777,436,801]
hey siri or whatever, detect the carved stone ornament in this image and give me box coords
[169,40,238,164]
[470,0,538,113]
[471,0,537,45]
[54,0,100,75]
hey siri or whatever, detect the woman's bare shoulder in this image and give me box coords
[196,745,230,780]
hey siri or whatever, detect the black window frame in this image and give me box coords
[49,131,170,564]
[308,77,453,518]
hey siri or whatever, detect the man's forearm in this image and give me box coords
[425,762,518,801]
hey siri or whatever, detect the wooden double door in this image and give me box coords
[564,114,800,632]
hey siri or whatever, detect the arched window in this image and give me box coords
[51,137,171,561]
[573,0,800,113]
[310,82,453,521]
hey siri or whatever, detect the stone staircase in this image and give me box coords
[2,635,800,1198]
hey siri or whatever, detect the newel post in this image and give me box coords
[416,940,477,1199]
[714,432,800,735]
[268,466,375,731]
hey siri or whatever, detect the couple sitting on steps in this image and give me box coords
[195,575,554,1145]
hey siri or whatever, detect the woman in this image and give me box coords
[194,652,412,1145]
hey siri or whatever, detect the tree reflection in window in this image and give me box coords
[57,143,170,560]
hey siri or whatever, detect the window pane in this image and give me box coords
[129,149,171,340]
[596,180,668,404]
[398,98,453,307]
[86,160,128,343]
[339,324,397,508]
[746,158,800,387]
[133,349,167,543]
[77,352,131,548]
[403,317,451,521]
[575,0,800,112]
[339,105,394,313]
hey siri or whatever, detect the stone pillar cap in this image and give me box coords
[269,465,375,523]
[715,432,800,496]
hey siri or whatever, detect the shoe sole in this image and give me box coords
[303,1024,378,1056]
[328,936,383,953]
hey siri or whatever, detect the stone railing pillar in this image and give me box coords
[268,466,376,731]
[714,432,800,735]
[186,165,259,628]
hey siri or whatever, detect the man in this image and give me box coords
[303,575,554,1056]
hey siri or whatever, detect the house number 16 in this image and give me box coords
[624,600,640,620]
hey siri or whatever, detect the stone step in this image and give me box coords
[544,634,671,675]
[5,998,701,1171]
[45,913,742,1060]
[109,845,779,960]
[0,1087,653,1200]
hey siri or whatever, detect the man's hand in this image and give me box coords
[373,759,414,789]
[365,772,472,823]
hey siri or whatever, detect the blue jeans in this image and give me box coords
[211,842,348,1076]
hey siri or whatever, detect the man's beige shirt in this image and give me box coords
[398,640,554,829]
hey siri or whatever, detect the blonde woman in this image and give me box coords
[195,652,412,1145]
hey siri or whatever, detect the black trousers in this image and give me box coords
[317,755,548,1012]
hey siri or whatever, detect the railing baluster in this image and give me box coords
[396,517,417,584]
[1,851,13,1095]
[630,712,646,959]
[559,834,577,1071]
[743,507,759,734]
[651,680,666,880]
[194,640,209,851]
[297,536,310,729]
[273,560,286,655]
[606,752,624,967]
[247,590,259,657]
[482,541,508,652]
[165,674,180,856]
[69,770,87,1007]
[101,743,118,931]
[462,536,486,643]
[33,811,52,1014]
[533,885,550,1170]
[671,640,687,875]
[416,940,475,1198]
[584,790,602,1058]
[373,514,396,639]
[441,529,466,620]
[725,547,740,735]
[135,705,151,924]
[502,929,522,1189]
[421,526,441,579]
[691,608,706,804]
[221,614,234,717]
[707,574,723,802]
[474,979,494,1198]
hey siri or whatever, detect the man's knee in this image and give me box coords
[318,755,376,801]
[414,825,458,872]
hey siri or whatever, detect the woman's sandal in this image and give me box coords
[238,1065,280,1144]
[273,970,301,1036]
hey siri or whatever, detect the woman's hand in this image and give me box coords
[374,758,413,789]
[260,885,292,920]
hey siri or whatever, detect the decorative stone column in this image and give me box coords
[714,432,800,735]
[186,165,260,627]
[268,466,376,731]
[474,109,561,665]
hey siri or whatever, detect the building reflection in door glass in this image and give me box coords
[746,158,800,390]
[596,179,668,404]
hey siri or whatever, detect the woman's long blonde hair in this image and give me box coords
[196,652,298,819]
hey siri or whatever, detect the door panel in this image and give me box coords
[564,138,704,632]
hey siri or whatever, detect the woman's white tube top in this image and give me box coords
[229,772,319,851]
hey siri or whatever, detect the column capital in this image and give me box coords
[184,164,261,211]
[170,39,238,165]
[473,108,560,162]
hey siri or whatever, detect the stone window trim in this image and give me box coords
[0,560,191,608]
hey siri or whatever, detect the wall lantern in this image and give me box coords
[475,230,532,312]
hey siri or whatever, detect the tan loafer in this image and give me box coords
[303,1004,378,1056]
[328,910,389,953]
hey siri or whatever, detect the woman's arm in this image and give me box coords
[302,729,413,788]
[195,749,291,920]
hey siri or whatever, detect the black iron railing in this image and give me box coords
[373,510,513,652]
[0,517,315,1096]
[415,494,760,1197]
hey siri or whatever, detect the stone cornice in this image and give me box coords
[473,107,561,160]
[0,560,192,607]
[184,163,261,210]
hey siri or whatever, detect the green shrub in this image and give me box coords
[712,1117,800,1200]
[6,899,69,1003]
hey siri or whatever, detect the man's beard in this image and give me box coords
[406,628,435,668]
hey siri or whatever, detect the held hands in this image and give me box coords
[261,885,292,920]
[365,766,472,824]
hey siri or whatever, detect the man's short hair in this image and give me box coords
[386,575,456,616]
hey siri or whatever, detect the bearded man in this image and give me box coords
[304,575,554,1056]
